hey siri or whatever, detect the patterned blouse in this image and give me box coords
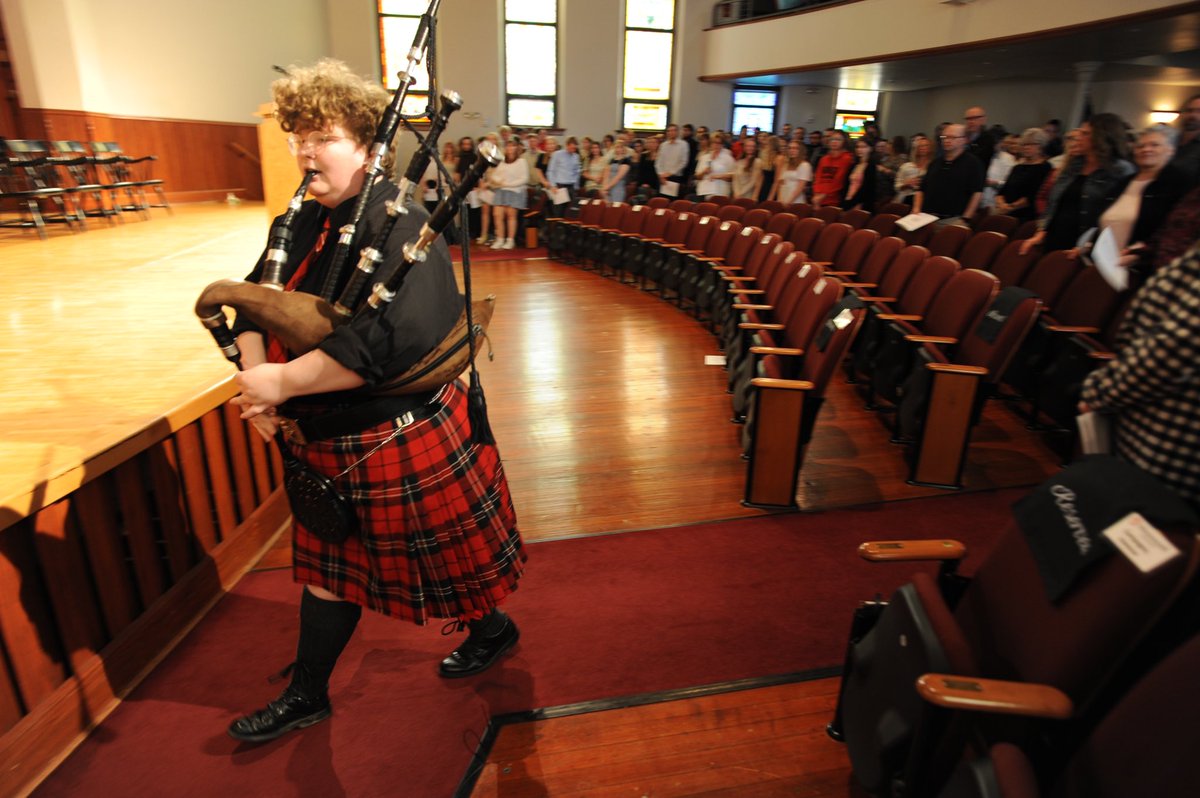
[1080,242,1200,506]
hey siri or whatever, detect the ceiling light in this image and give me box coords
[1150,111,1180,124]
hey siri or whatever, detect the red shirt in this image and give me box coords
[812,150,854,206]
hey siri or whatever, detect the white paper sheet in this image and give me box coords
[659,180,680,197]
[1090,227,1128,291]
[895,213,938,232]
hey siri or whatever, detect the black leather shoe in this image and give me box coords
[439,615,520,678]
[227,685,331,743]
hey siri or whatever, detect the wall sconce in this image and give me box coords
[1150,111,1180,124]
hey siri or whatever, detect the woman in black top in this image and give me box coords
[995,127,1054,223]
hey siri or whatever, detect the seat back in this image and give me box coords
[956,287,1043,382]
[809,221,853,263]
[640,206,674,240]
[764,211,798,239]
[701,219,744,260]
[879,200,911,216]
[621,203,648,234]
[668,199,693,212]
[874,245,929,300]
[927,224,972,258]
[974,213,1019,237]
[1020,250,1082,309]
[957,231,1008,272]
[789,202,814,218]
[1046,265,1122,330]
[787,216,824,254]
[812,205,842,224]
[855,236,905,286]
[577,199,606,226]
[897,224,934,248]
[662,210,694,245]
[692,201,719,217]
[832,228,880,276]
[772,260,824,324]
[757,200,785,213]
[866,212,899,237]
[741,207,771,229]
[839,208,871,229]
[1012,219,1040,240]
[896,255,959,316]
[732,197,757,209]
[599,201,627,229]
[800,295,865,399]
[742,232,784,281]
[645,196,670,209]
[988,240,1038,288]
[781,273,840,351]
[683,214,718,251]
[921,268,1000,340]
[757,248,804,309]
[709,195,731,206]
[717,204,746,222]
[721,225,762,268]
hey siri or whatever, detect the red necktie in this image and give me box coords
[266,217,329,364]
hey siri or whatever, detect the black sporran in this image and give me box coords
[280,449,357,544]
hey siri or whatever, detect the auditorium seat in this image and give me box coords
[709,195,731,207]
[974,213,1019,237]
[895,287,1041,488]
[822,228,880,280]
[643,210,698,292]
[763,211,798,239]
[717,204,746,222]
[691,223,762,318]
[740,207,771,229]
[731,197,757,209]
[621,205,674,286]
[757,200,785,214]
[707,231,784,332]
[865,212,900,237]
[988,240,1039,288]
[742,290,865,508]
[927,224,972,258]
[598,202,649,280]
[812,205,842,224]
[803,221,853,267]
[646,196,669,209]
[659,214,719,301]
[90,141,170,216]
[839,208,871,229]
[577,201,628,269]
[957,231,1008,272]
[789,202,814,218]
[668,199,694,213]
[719,239,797,350]
[787,216,824,254]
[830,458,1200,796]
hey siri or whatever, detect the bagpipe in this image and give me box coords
[195,0,499,397]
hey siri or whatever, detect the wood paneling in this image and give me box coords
[17,109,263,203]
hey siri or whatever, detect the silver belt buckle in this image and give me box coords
[278,417,308,446]
[395,410,415,430]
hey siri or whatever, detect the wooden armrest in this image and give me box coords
[715,265,743,272]
[750,346,804,356]
[1088,350,1116,361]
[806,260,832,267]
[732,303,772,310]
[825,270,856,277]
[750,377,815,391]
[722,275,755,282]
[916,674,1073,720]
[859,296,897,303]
[641,237,665,242]
[739,322,785,330]
[878,314,923,322]
[906,335,958,345]
[841,282,878,289]
[1047,325,1101,334]
[694,256,724,262]
[927,363,988,376]
[679,248,704,255]
[858,539,966,562]
[732,289,766,295]
[658,242,686,249]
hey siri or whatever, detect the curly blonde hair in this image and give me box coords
[272,59,389,147]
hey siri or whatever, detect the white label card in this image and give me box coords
[704,355,726,366]
[1101,512,1181,573]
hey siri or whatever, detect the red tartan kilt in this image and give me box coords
[289,381,525,623]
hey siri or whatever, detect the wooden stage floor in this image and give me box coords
[0,202,1061,543]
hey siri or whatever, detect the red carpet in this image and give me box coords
[36,489,1022,798]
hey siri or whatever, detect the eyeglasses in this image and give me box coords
[287,132,344,156]
[939,135,965,141]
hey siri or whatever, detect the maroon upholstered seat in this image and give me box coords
[989,240,1039,287]
[839,208,871,229]
[763,211,798,239]
[958,231,1008,271]
[927,223,972,258]
[787,216,824,254]
[812,205,842,224]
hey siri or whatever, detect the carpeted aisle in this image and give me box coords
[36,489,1021,798]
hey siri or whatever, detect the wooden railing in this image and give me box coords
[0,379,288,797]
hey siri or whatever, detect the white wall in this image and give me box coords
[1,0,331,124]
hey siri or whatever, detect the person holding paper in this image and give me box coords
[911,123,984,226]
[545,136,580,218]
[894,134,932,205]
[657,123,689,197]
[1096,125,1190,285]
[1078,240,1200,509]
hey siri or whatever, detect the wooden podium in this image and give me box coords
[256,102,301,220]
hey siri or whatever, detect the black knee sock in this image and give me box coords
[292,590,362,698]
[467,608,508,639]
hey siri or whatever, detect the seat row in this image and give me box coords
[545,198,1118,503]
[0,139,170,238]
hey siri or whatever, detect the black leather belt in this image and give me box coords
[280,391,441,445]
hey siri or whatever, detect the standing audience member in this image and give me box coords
[894,134,932,205]
[964,107,995,165]
[694,133,735,199]
[758,136,780,201]
[636,135,661,198]
[912,123,984,226]
[1098,125,1190,285]
[732,137,764,200]
[601,138,633,202]
[657,123,689,197]
[982,134,1019,210]
[545,136,580,218]
[994,128,1053,222]
[1079,239,1200,509]
[769,139,812,205]
[582,140,608,195]
[1043,119,1064,158]
[487,138,530,250]
[806,130,826,163]
[1169,94,1200,185]
[811,130,854,207]
[475,135,497,245]
[875,137,906,205]
[842,138,878,212]
[1020,113,1134,255]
